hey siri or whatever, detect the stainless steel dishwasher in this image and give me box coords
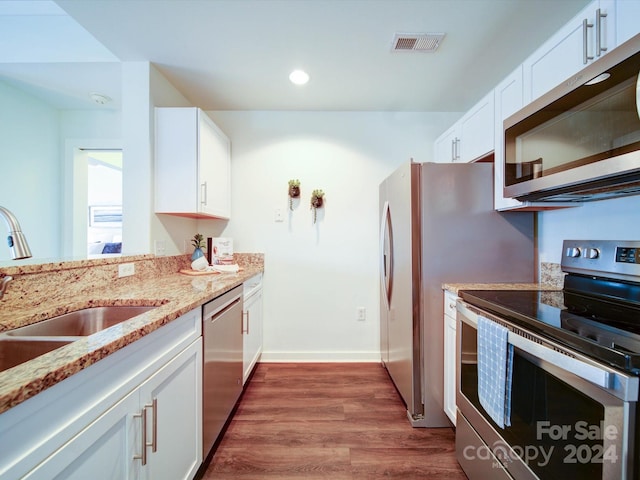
[202,284,243,458]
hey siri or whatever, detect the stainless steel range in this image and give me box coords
[455,240,640,480]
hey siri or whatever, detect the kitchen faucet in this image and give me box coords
[0,206,32,260]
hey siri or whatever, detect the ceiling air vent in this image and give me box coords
[392,33,445,52]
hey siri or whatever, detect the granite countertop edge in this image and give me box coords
[443,282,562,295]
[0,266,263,414]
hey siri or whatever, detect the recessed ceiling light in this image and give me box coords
[289,70,310,85]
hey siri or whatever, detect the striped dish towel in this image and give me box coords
[477,315,514,429]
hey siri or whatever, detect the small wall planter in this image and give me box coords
[288,179,301,210]
[310,189,324,223]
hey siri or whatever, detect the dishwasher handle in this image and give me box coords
[203,285,243,319]
[206,297,240,322]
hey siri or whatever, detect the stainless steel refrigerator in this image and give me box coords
[379,160,535,427]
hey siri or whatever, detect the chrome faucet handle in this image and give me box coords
[0,276,13,300]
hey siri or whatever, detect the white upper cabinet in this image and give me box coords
[433,123,460,163]
[458,90,494,163]
[433,90,494,164]
[494,66,526,210]
[155,107,231,219]
[616,0,640,45]
[523,0,616,104]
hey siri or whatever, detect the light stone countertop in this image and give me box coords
[443,282,562,295]
[0,255,263,414]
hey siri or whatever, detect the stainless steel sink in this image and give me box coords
[6,306,157,337]
[0,338,73,373]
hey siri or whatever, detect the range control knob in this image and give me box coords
[586,248,600,259]
[566,247,581,258]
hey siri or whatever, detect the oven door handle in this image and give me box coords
[506,329,611,389]
[457,301,613,390]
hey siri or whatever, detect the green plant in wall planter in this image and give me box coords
[288,179,301,210]
[310,189,324,224]
[191,233,206,261]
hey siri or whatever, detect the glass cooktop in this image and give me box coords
[459,287,640,375]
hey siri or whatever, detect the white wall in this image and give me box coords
[539,195,640,264]
[205,110,459,361]
[0,80,123,263]
[0,81,60,262]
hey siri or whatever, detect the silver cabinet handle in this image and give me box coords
[242,311,250,334]
[201,181,208,206]
[133,408,148,465]
[451,137,460,162]
[595,8,607,57]
[583,18,594,64]
[149,399,158,453]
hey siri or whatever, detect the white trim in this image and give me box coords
[260,351,381,363]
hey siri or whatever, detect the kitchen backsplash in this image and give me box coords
[540,262,564,288]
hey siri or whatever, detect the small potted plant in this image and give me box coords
[191,233,206,261]
[288,179,301,210]
[310,189,324,223]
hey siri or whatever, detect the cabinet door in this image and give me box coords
[23,390,139,480]
[198,112,231,219]
[523,0,614,103]
[459,90,494,163]
[433,124,460,163]
[155,107,199,215]
[443,292,458,426]
[155,107,231,219]
[140,340,202,480]
[617,0,640,45]
[494,67,526,210]
[243,290,263,384]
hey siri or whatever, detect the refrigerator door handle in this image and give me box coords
[380,201,393,309]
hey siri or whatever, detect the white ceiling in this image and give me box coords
[1,0,592,112]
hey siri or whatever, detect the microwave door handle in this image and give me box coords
[457,301,612,390]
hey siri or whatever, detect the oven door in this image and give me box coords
[456,300,639,480]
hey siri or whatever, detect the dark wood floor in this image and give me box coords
[203,363,468,479]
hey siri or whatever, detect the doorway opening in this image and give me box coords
[85,149,123,257]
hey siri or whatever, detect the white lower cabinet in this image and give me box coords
[23,337,202,480]
[443,291,458,426]
[0,309,202,480]
[243,274,263,384]
[140,341,202,480]
[23,381,139,479]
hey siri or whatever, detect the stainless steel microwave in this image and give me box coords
[504,34,640,203]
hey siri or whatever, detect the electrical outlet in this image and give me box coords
[154,240,166,256]
[118,263,135,278]
[275,208,284,222]
[357,307,366,321]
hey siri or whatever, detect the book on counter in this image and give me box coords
[207,237,234,265]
